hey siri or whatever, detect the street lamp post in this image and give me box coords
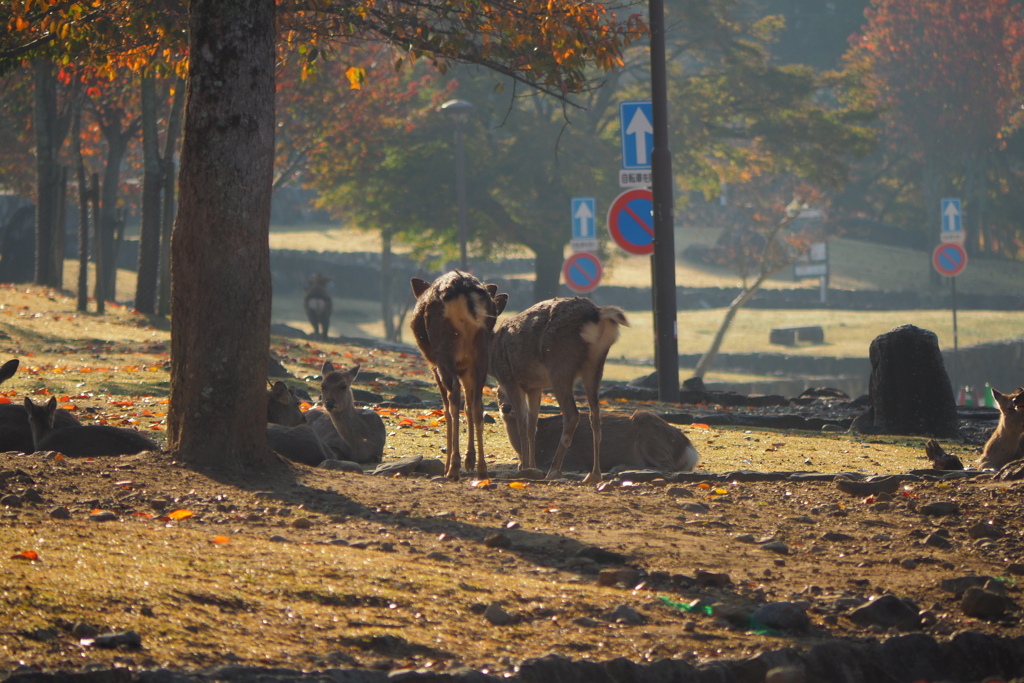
[440,99,474,270]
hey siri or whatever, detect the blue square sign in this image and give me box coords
[620,101,653,170]
[571,197,596,240]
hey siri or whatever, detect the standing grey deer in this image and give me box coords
[490,297,628,484]
[304,274,333,340]
[410,272,508,480]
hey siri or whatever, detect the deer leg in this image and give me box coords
[461,373,478,475]
[467,364,489,480]
[580,363,605,485]
[545,380,580,480]
[446,375,463,480]
[433,368,457,480]
[524,389,542,471]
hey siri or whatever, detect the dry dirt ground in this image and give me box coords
[0,284,1020,679]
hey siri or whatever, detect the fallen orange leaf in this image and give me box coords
[509,481,531,489]
[167,509,193,520]
[133,512,153,518]
[211,535,230,544]
[12,550,38,560]
[470,479,491,488]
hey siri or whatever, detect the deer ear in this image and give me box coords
[493,293,508,316]
[348,365,360,382]
[46,396,57,414]
[321,361,335,376]
[411,278,431,298]
[485,283,498,297]
[994,389,1010,407]
[23,397,32,410]
[271,381,289,400]
[0,359,18,384]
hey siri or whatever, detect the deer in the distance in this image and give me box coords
[265,380,332,466]
[497,388,699,473]
[302,362,385,464]
[978,387,1024,469]
[25,396,158,457]
[410,272,508,480]
[490,297,627,484]
[0,359,80,453]
[304,274,333,341]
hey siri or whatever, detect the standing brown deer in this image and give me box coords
[410,272,508,480]
[304,274,333,340]
[490,297,628,484]
[498,387,699,473]
[979,387,1024,469]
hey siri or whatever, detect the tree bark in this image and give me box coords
[923,158,941,288]
[169,0,276,472]
[135,75,163,314]
[158,78,186,317]
[531,242,563,303]
[72,109,89,312]
[33,60,58,288]
[54,166,67,289]
[381,228,395,340]
[96,117,135,304]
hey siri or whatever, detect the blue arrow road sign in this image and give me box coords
[942,198,962,235]
[620,101,653,170]
[571,197,596,239]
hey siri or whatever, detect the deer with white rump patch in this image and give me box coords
[410,271,508,480]
[489,297,628,484]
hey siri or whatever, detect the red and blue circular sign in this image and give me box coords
[562,252,603,294]
[607,188,654,255]
[932,243,967,277]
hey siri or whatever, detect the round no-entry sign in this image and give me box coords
[562,252,603,294]
[933,242,967,277]
[607,188,654,255]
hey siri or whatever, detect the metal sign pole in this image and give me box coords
[952,276,959,394]
[648,0,679,402]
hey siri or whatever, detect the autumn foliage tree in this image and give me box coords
[844,0,1024,262]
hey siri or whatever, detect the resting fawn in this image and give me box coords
[302,362,386,464]
[25,396,158,457]
[0,359,80,453]
[490,297,627,484]
[498,387,699,473]
[979,387,1024,469]
[409,272,508,480]
[265,380,332,466]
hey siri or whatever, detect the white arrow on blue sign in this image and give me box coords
[620,101,653,170]
[571,197,596,239]
[941,198,962,237]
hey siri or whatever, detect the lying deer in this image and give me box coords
[978,387,1024,469]
[410,272,508,480]
[490,297,627,484]
[25,396,158,457]
[0,359,80,453]
[265,380,332,466]
[302,362,385,464]
[497,389,699,473]
[304,274,333,341]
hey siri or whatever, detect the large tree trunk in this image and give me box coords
[135,75,163,314]
[158,78,186,317]
[531,242,563,303]
[169,0,276,472]
[33,60,59,288]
